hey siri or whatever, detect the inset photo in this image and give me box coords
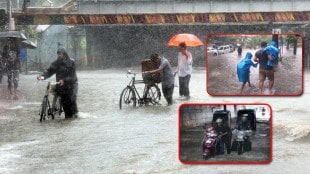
[207,34,303,96]
[179,103,272,164]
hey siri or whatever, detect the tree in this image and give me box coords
[285,36,298,50]
[285,35,300,55]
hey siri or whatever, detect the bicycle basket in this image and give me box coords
[141,59,161,84]
[49,82,58,94]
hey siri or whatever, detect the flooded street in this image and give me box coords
[0,69,310,173]
[208,48,303,95]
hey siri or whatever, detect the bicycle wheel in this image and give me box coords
[39,96,49,122]
[145,84,161,105]
[119,86,136,109]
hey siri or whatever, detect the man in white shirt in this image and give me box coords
[174,42,192,100]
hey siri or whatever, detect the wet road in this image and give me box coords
[208,48,303,95]
[0,69,310,174]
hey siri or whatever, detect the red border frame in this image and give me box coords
[178,102,273,165]
[206,33,304,97]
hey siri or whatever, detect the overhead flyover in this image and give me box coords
[8,0,310,25]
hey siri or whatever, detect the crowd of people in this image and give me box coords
[0,38,279,118]
[143,40,279,105]
[143,40,279,106]
[1,38,193,119]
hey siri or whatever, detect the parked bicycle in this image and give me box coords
[38,79,63,122]
[119,70,161,109]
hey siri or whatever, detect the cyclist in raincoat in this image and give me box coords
[38,47,78,118]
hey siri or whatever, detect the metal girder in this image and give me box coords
[75,0,310,14]
[3,0,310,25]
[13,11,310,25]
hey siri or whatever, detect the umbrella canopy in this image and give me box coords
[0,31,37,49]
[0,31,28,49]
[168,33,204,47]
[0,31,27,41]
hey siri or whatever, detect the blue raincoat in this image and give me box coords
[264,41,279,66]
[20,48,27,64]
[237,52,257,83]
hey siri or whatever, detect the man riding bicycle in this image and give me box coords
[37,47,78,119]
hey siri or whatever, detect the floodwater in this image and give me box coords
[0,67,310,173]
[208,48,303,95]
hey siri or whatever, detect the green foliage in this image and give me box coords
[247,36,272,47]
[7,25,39,40]
[27,25,39,40]
[285,36,299,44]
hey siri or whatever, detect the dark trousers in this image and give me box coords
[59,83,78,118]
[0,62,3,83]
[7,70,19,91]
[179,74,191,97]
[0,70,2,83]
[217,136,231,154]
[162,84,174,105]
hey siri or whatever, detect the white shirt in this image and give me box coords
[175,51,193,77]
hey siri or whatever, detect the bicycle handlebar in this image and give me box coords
[37,78,61,85]
[37,75,45,80]
[126,70,138,77]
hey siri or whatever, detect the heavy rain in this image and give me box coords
[1,0,310,174]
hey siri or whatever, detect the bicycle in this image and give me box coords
[38,80,63,122]
[119,70,161,109]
